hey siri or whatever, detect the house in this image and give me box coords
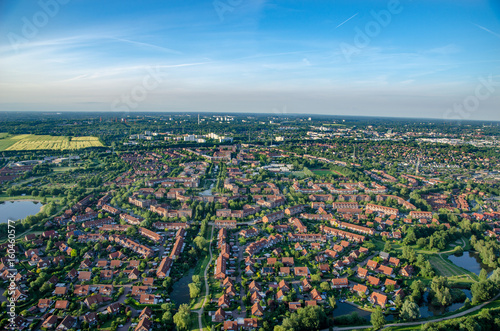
[369,292,388,307]
[10,316,30,331]
[135,317,152,331]
[83,312,98,325]
[377,265,394,277]
[143,277,154,286]
[301,279,313,291]
[279,280,290,292]
[99,285,114,296]
[353,283,368,296]
[310,288,322,301]
[84,294,105,308]
[279,267,291,276]
[248,281,262,293]
[276,289,286,302]
[107,302,122,314]
[78,271,92,282]
[140,294,157,305]
[139,307,153,320]
[80,258,93,269]
[331,278,349,289]
[400,265,414,277]
[366,260,378,270]
[245,265,255,276]
[384,278,397,289]
[367,276,381,286]
[42,315,59,329]
[129,268,140,280]
[289,302,302,311]
[294,267,309,278]
[250,291,262,304]
[56,316,76,330]
[131,286,150,296]
[55,300,69,310]
[226,285,237,297]
[222,277,234,288]
[251,302,264,316]
[74,285,89,296]
[319,263,330,273]
[357,267,368,279]
[224,321,238,331]
[54,286,68,296]
[389,257,400,266]
[100,269,113,280]
[38,298,53,311]
[218,294,230,308]
[379,252,390,261]
[214,308,226,323]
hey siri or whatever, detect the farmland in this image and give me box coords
[0,133,104,151]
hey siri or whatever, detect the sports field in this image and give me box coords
[0,133,104,151]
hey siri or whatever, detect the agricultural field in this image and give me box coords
[0,133,104,151]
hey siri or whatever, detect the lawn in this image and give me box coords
[0,133,104,151]
[311,169,336,176]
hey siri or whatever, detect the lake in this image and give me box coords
[0,200,44,223]
[448,251,494,276]
[170,269,194,305]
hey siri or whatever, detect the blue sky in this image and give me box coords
[0,0,499,120]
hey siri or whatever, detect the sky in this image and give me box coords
[0,0,500,120]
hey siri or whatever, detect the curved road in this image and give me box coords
[195,225,214,331]
[322,293,500,331]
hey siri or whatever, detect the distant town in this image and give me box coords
[0,112,499,331]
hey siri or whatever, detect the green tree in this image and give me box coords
[173,304,191,331]
[400,298,420,321]
[188,283,201,299]
[371,308,385,330]
[320,282,330,292]
[328,295,336,309]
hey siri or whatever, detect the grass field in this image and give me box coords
[0,133,104,151]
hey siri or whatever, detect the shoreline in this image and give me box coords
[0,199,45,223]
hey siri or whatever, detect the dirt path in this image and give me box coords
[194,225,214,331]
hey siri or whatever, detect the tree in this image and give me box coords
[311,273,321,282]
[400,298,420,321]
[328,295,336,309]
[471,280,497,304]
[371,308,385,330]
[188,283,201,299]
[320,282,330,292]
[193,236,207,251]
[173,304,191,331]
[162,311,172,323]
[479,268,488,282]
[384,241,392,253]
[70,249,78,257]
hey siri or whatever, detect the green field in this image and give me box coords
[311,169,337,176]
[0,133,104,151]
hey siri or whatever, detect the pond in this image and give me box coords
[418,289,471,318]
[448,251,494,276]
[334,300,383,321]
[170,269,194,305]
[0,200,44,223]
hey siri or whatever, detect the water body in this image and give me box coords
[334,300,372,320]
[448,251,494,276]
[0,200,43,223]
[419,289,471,318]
[170,269,194,305]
